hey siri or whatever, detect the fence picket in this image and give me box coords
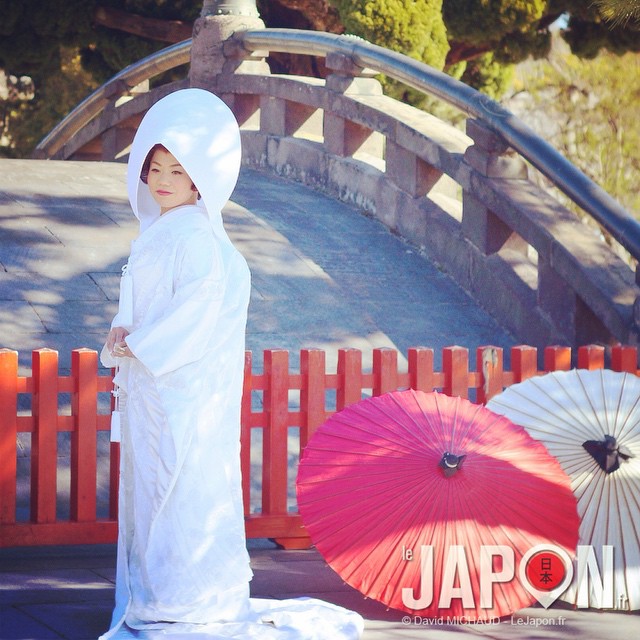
[31,349,58,524]
[241,352,253,516]
[373,348,398,395]
[109,441,120,522]
[578,344,605,369]
[0,350,18,525]
[337,348,362,410]
[611,344,638,373]
[511,345,538,383]
[544,345,572,371]
[408,347,435,392]
[443,346,469,399]
[262,350,289,517]
[300,349,327,446]
[476,346,503,404]
[70,349,98,522]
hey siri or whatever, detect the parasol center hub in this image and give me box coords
[582,434,634,474]
[439,452,466,478]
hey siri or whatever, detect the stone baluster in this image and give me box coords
[323,51,383,159]
[461,118,529,255]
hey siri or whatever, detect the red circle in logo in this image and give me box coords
[525,550,566,591]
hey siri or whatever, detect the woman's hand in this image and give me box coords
[113,341,134,358]
[107,327,134,358]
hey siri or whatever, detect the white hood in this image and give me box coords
[126,87,242,240]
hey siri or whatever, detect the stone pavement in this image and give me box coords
[0,159,638,639]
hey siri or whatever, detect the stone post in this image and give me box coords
[323,52,384,158]
[189,0,268,91]
[461,119,530,255]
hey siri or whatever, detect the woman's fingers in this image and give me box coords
[107,327,129,352]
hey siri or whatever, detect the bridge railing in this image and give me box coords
[33,40,192,161]
[237,29,640,260]
[2,344,636,549]
[33,27,640,349]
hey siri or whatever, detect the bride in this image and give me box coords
[100,88,363,640]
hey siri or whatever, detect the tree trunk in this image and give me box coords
[92,6,193,43]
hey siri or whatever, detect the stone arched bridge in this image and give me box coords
[33,9,640,353]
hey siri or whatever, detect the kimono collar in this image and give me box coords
[126,88,241,244]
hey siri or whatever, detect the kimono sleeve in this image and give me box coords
[125,225,225,378]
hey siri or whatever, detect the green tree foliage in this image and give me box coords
[595,0,640,25]
[2,0,639,159]
[7,48,100,155]
[0,0,199,85]
[443,1,638,63]
[509,43,640,217]
[0,0,200,156]
[461,53,515,100]
[0,1,97,157]
[83,1,201,82]
[552,0,639,58]
[0,0,96,75]
[332,0,449,69]
[330,0,449,108]
[330,1,638,79]
[443,0,548,47]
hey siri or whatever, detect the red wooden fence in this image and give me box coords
[1,344,638,549]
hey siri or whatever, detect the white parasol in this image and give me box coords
[487,368,640,611]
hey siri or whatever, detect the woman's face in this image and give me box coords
[146,147,198,214]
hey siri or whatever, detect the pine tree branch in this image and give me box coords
[92,6,193,44]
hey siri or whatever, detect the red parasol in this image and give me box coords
[297,389,580,621]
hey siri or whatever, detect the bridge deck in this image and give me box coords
[0,158,515,372]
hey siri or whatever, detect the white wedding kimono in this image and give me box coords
[99,89,363,639]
